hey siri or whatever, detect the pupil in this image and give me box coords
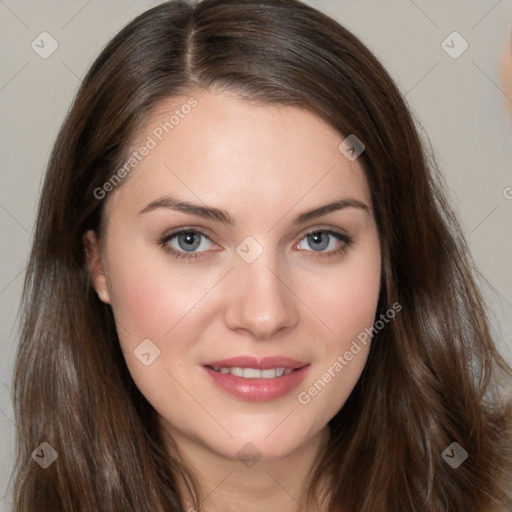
[179,232,200,252]
[309,232,328,251]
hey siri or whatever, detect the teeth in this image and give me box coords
[210,366,294,378]
[231,367,244,377]
[243,368,262,378]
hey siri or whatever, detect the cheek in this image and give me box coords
[105,240,217,343]
[103,240,228,394]
[295,240,381,417]
[103,249,209,403]
[305,243,382,348]
[107,260,171,344]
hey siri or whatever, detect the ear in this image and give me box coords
[83,230,111,304]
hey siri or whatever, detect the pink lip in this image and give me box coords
[202,355,310,402]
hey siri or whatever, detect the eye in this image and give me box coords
[159,228,217,261]
[158,227,352,262]
[295,229,352,259]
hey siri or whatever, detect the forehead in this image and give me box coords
[105,90,371,223]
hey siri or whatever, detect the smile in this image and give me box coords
[202,356,310,401]
[208,366,294,378]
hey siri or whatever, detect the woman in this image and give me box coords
[11,0,512,510]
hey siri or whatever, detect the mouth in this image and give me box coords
[205,366,296,378]
[202,356,310,401]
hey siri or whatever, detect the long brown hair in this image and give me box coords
[11,0,512,510]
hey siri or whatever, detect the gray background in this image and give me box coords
[1,0,511,508]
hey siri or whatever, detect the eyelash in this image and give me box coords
[158,227,353,262]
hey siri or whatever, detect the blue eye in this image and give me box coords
[160,229,215,261]
[159,227,352,262]
[296,229,351,258]
[172,231,208,252]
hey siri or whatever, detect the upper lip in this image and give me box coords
[203,356,309,370]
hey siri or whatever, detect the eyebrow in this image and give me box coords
[138,195,372,226]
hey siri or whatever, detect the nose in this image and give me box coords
[223,250,299,340]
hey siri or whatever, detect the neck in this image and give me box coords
[161,423,332,512]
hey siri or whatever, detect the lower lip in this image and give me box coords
[203,365,310,401]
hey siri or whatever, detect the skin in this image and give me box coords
[501,34,512,119]
[84,89,381,512]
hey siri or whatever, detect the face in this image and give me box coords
[85,90,381,462]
